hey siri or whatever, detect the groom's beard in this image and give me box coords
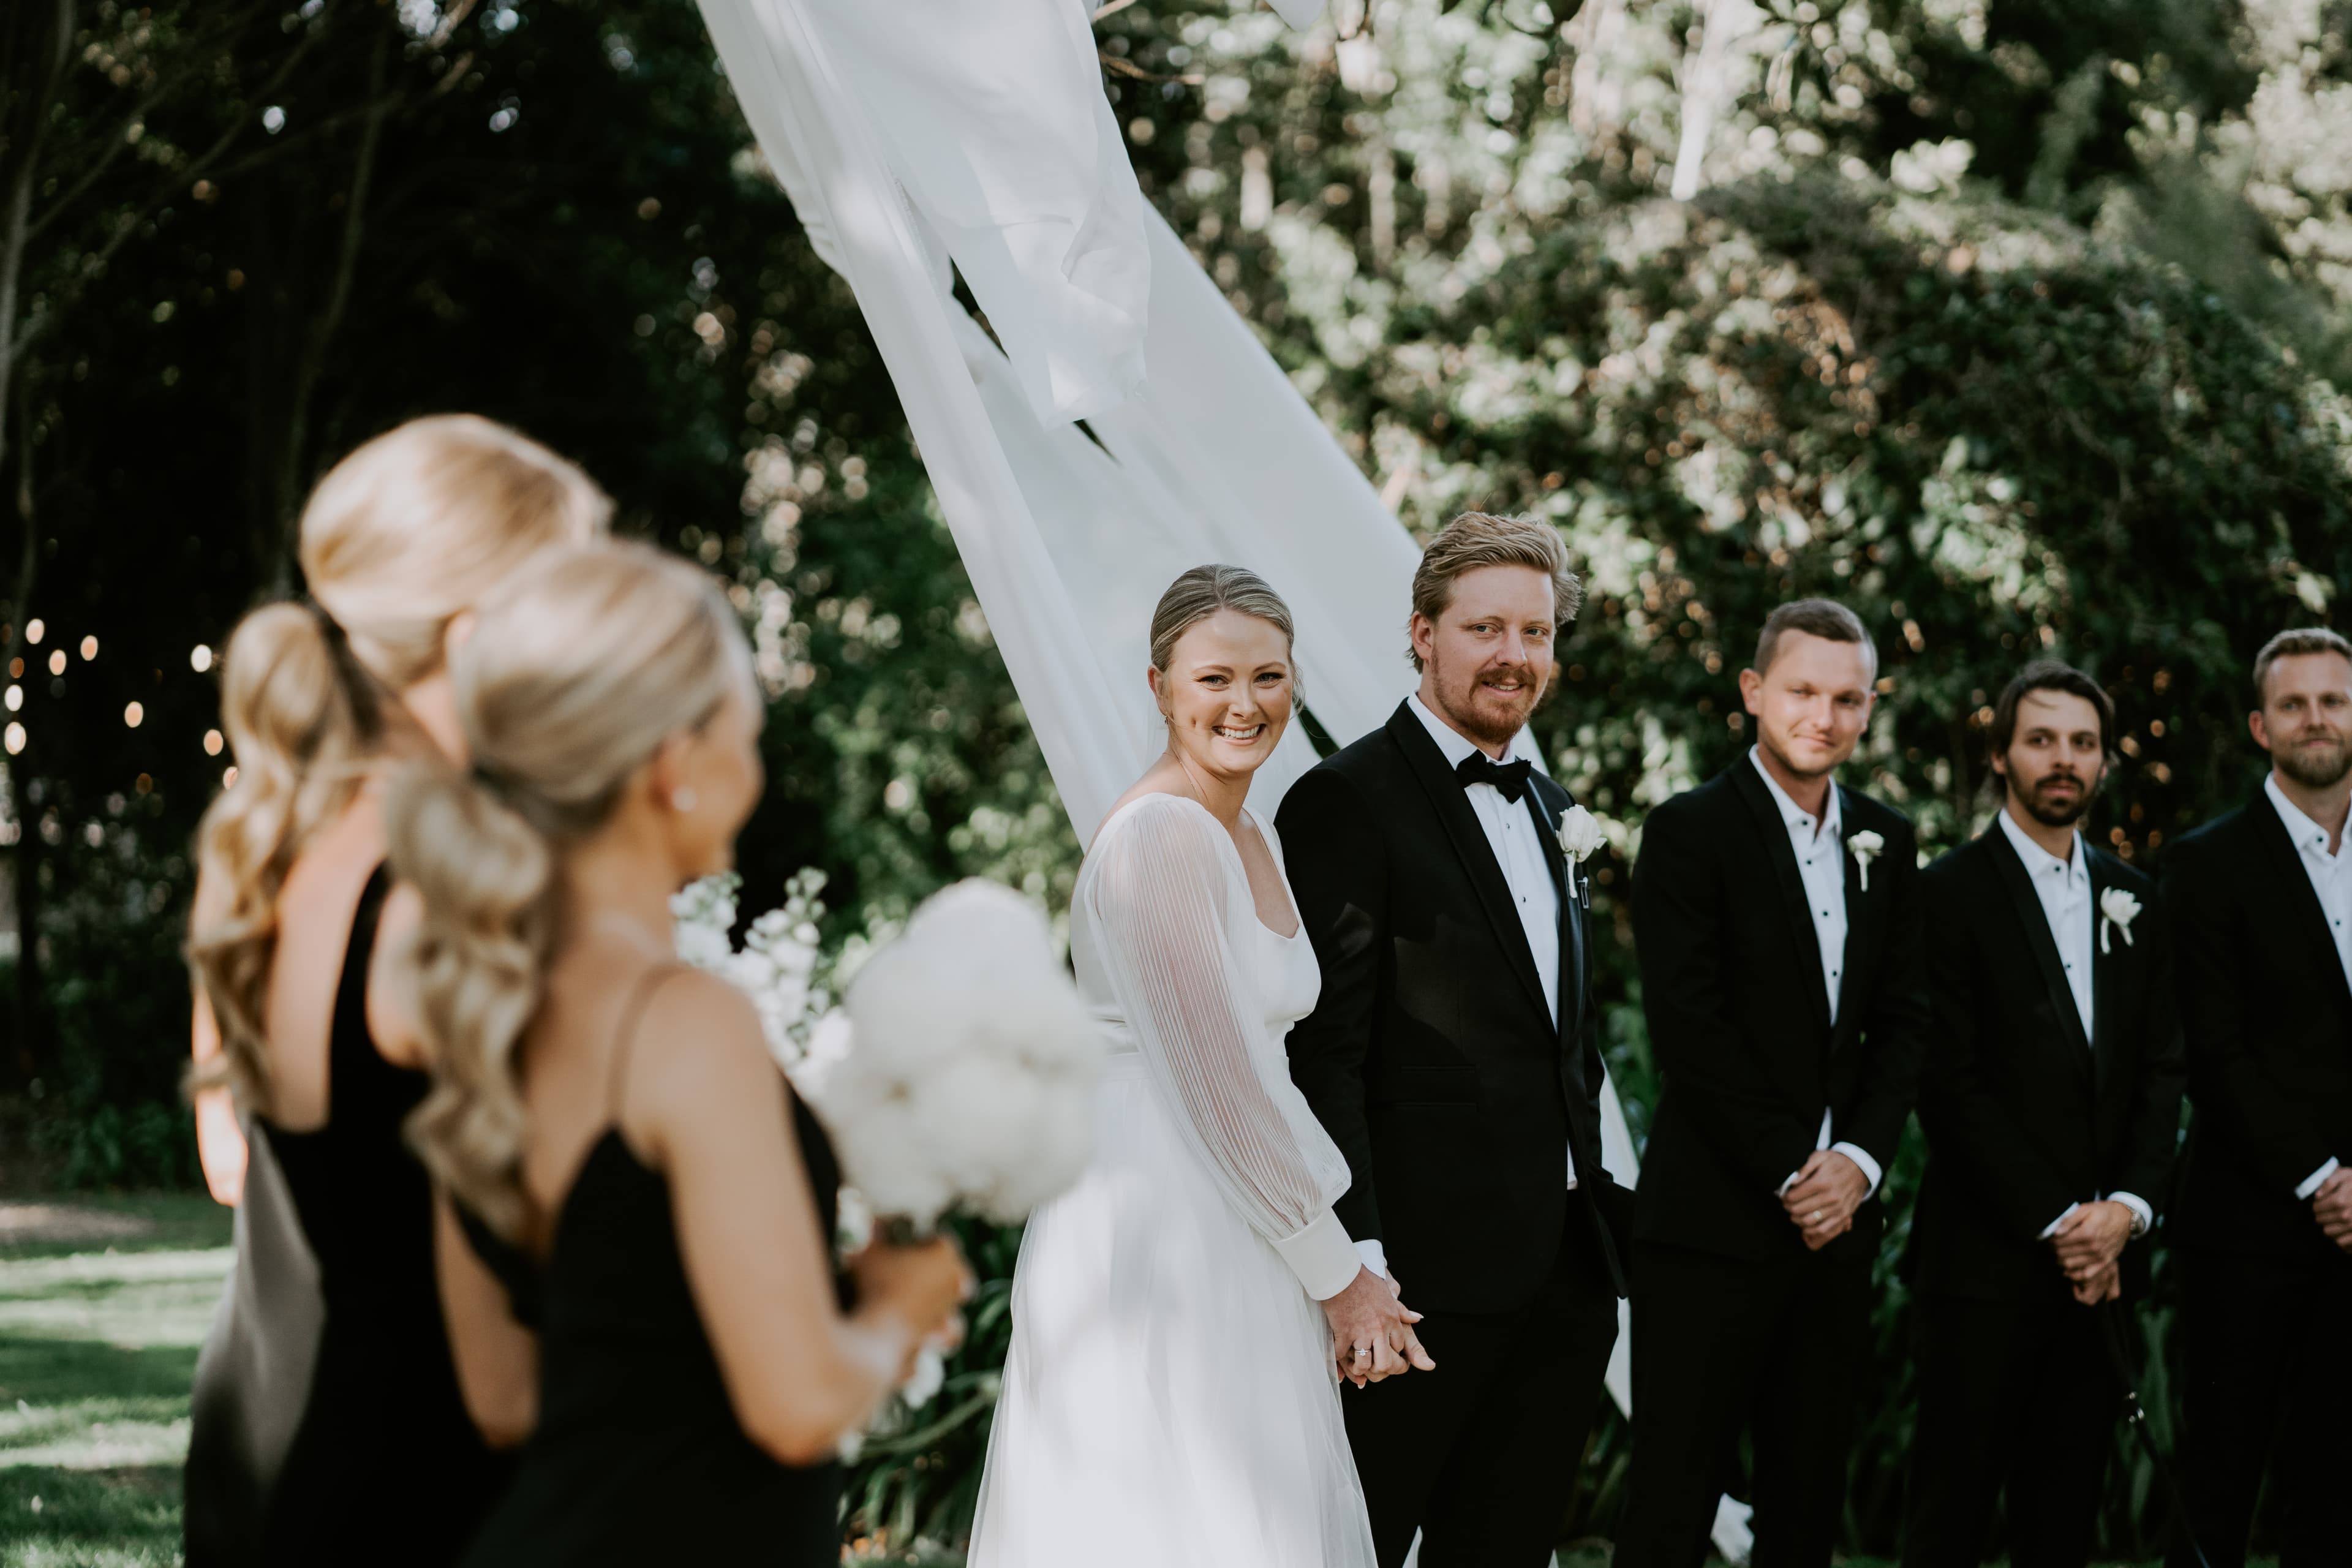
[1432,654,1547,750]
[2012,767,2096,829]
[2275,729,2352,790]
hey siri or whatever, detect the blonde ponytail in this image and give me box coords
[385,764,558,1240]
[188,605,381,1107]
[189,415,609,1117]
[392,541,745,1236]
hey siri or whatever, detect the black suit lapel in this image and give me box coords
[1728,761,1833,1035]
[2249,789,2352,1019]
[1833,786,1872,1052]
[1526,783,1583,1041]
[2086,853,2121,1101]
[1387,704,1552,1023]
[1984,826,2095,1079]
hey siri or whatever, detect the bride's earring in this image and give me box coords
[670,786,698,813]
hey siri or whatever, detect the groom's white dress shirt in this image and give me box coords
[2265,774,2350,1200]
[1994,808,2152,1239]
[1355,699,1570,1280]
[1749,750,1883,1199]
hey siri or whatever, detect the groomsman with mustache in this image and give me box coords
[2162,628,2352,1568]
[1615,600,1932,1567]
[1901,662,2185,1568]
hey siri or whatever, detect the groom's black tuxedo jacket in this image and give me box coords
[1276,702,1630,1316]
[1907,829,2184,1304]
[1629,763,1931,1262]
[2162,794,2352,1261]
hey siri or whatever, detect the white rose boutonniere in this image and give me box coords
[2098,887,2141,954]
[1556,804,1604,864]
[1847,829,1885,891]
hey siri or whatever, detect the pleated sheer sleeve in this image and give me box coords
[1081,795,1360,1300]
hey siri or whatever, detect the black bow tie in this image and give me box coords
[1455,751,1532,803]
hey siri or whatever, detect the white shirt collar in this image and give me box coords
[1995,804,2088,891]
[1408,693,1525,770]
[1749,747,1841,843]
[2265,772,2345,861]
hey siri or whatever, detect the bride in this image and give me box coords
[968,565,1431,1567]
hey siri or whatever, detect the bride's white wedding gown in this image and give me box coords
[968,793,1378,1568]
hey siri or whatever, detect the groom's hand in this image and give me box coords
[1321,1267,1434,1387]
[1781,1150,1867,1251]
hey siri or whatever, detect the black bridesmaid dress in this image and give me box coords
[185,864,511,1566]
[457,965,846,1567]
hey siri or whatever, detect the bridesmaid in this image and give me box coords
[183,415,611,1566]
[386,540,968,1566]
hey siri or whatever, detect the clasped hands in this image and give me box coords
[1320,1266,1436,1389]
[2312,1167,2352,1253]
[1782,1148,1868,1251]
[2049,1200,2133,1305]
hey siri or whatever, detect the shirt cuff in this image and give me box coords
[1273,1208,1361,1301]
[2038,1202,2081,1241]
[2296,1157,2341,1202]
[2109,1192,2154,1238]
[1354,1238,1389,1280]
[1830,1142,1883,1199]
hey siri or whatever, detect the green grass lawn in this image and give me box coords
[0,1193,230,1567]
[0,1195,2270,1567]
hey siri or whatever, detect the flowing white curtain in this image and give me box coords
[692,3,1718,1546]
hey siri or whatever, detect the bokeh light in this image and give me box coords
[124,702,143,728]
[24,619,42,645]
[203,729,224,756]
[5,725,23,756]
[190,645,213,673]
[80,636,97,660]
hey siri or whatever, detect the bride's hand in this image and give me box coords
[1321,1267,1436,1387]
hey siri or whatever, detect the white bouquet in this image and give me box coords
[671,871,1102,1422]
[819,878,1104,1235]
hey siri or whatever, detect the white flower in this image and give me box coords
[2099,886,2141,954]
[898,1341,946,1409]
[1847,829,1885,891]
[1556,804,1604,863]
[815,878,1104,1230]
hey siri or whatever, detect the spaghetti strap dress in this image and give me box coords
[457,967,846,1568]
[186,863,512,1566]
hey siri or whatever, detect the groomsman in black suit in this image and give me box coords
[1615,598,1932,1568]
[2162,627,2352,1568]
[1901,662,2185,1567]
[1280,511,1630,1568]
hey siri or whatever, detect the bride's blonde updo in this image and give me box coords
[190,416,611,1114]
[1148,564,1298,687]
[389,540,747,1238]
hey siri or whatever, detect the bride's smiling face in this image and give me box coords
[1150,609,1295,783]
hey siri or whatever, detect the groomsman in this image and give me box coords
[1280,511,1629,1568]
[2162,628,2352,1568]
[1901,662,2185,1568]
[1616,599,1931,1568]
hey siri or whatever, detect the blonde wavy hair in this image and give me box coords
[189,415,611,1115]
[390,541,748,1238]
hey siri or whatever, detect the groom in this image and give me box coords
[1279,511,1630,1568]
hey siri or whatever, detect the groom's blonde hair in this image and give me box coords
[1408,512,1581,673]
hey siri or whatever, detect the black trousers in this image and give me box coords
[1901,1291,2120,1568]
[1342,1207,1619,1568]
[2168,1244,2352,1568]
[1612,1231,1874,1568]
